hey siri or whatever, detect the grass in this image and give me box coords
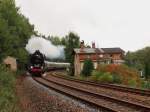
[141,80,150,89]
[0,64,21,112]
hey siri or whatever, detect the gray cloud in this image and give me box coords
[16,0,150,51]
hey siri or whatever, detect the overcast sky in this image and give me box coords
[16,0,150,51]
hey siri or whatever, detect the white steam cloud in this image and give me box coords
[26,36,65,59]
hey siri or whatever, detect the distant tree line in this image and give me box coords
[125,47,150,79]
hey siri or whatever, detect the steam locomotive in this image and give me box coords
[27,50,70,76]
[28,50,45,76]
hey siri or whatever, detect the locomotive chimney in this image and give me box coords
[80,40,84,52]
[92,42,95,48]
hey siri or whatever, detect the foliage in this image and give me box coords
[98,72,113,83]
[0,64,20,111]
[0,0,34,66]
[112,74,122,84]
[82,59,94,77]
[90,71,103,81]
[141,80,150,89]
[65,32,80,75]
[125,47,150,79]
[47,32,80,75]
[91,71,119,84]
[145,62,150,79]
[128,79,137,88]
[48,36,63,45]
[65,32,80,62]
[97,64,141,87]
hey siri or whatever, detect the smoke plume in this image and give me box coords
[26,36,65,59]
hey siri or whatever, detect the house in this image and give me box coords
[73,41,125,76]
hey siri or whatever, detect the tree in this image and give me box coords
[65,32,80,75]
[125,47,150,79]
[0,0,35,67]
[65,32,80,62]
[61,37,67,46]
[82,59,94,77]
[144,47,150,79]
[47,36,62,45]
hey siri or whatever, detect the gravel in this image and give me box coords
[46,72,150,107]
[16,75,107,112]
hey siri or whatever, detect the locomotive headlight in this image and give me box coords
[30,66,33,69]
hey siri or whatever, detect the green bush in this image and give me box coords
[112,74,122,84]
[141,80,150,89]
[0,65,20,112]
[82,59,94,77]
[97,64,141,85]
[90,71,103,81]
[98,72,113,83]
[128,79,137,87]
[77,75,86,80]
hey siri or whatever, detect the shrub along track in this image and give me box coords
[33,71,150,112]
[52,71,150,96]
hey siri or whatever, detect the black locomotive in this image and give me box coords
[28,50,45,76]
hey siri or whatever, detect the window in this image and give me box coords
[87,55,90,59]
[99,54,103,58]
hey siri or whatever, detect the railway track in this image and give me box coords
[33,77,117,112]
[51,71,150,96]
[33,72,150,112]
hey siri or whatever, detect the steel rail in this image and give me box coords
[33,77,118,112]
[42,76,150,112]
[51,72,150,96]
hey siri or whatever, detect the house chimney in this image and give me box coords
[80,40,84,51]
[92,42,95,48]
